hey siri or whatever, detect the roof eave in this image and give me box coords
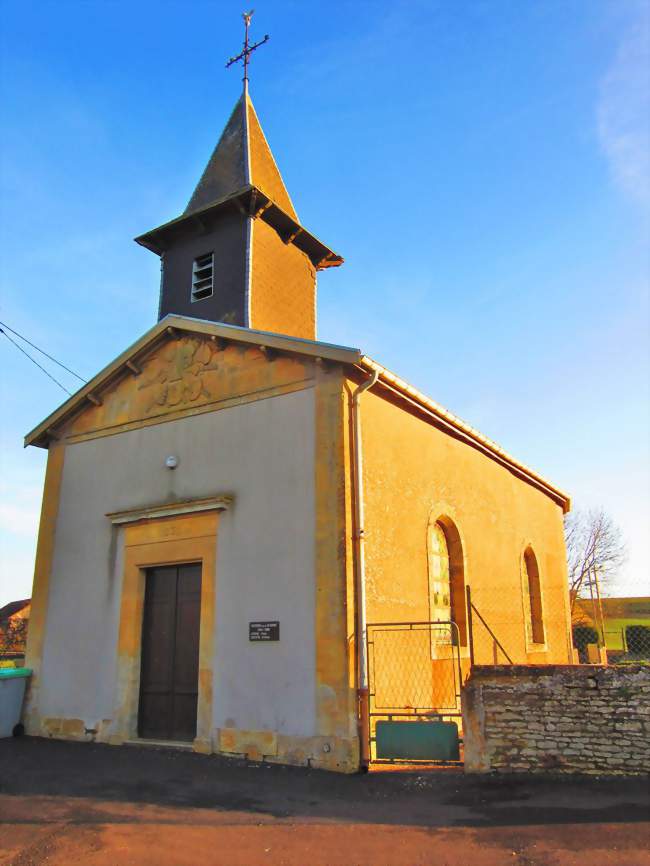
[134,187,343,270]
[24,317,569,513]
[24,316,361,449]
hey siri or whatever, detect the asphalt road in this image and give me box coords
[1,738,648,865]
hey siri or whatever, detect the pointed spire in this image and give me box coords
[245,91,298,219]
[183,94,247,215]
[184,90,298,221]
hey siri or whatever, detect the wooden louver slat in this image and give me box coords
[191,252,214,302]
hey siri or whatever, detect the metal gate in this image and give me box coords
[366,621,463,763]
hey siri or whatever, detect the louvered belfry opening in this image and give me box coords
[191,252,214,302]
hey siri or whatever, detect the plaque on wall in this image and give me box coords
[249,621,280,642]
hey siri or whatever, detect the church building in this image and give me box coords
[23,66,573,771]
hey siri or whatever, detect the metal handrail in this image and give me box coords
[465,586,513,664]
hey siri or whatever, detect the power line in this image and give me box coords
[0,327,73,396]
[0,320,86,383]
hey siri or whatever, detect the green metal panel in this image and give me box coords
[0,668,32,680]
[375,720,460,761]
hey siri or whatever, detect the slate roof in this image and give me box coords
[135,89,342,270]
[185,89,298,220]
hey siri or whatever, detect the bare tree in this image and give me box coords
[565,508,626,611]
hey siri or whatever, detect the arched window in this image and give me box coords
[428,523,451,623]
[427,517,466,647]
[522,546,544,645]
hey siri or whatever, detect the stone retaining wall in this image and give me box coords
[462,664,650,775]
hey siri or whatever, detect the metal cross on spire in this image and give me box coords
[226,10,270,89]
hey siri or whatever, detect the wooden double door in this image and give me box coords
[138,563,202,742]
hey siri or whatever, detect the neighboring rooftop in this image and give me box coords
[0,599,30,623]
[576,597,650,620]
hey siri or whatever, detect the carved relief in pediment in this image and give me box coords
[137,337,221,413]
[64,332,314,440]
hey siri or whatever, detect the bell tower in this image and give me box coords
[135,17,342,341]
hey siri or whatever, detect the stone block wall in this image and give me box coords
[462,664,650,775]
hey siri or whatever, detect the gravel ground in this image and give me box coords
[0,737,648,865]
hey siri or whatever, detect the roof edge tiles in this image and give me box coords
[358,356,570,513]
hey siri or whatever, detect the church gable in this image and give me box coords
[60,332,317,444]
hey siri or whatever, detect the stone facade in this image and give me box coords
[24,315,575,775]
[463,664,650,775]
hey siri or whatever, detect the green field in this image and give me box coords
[574,596,650,658]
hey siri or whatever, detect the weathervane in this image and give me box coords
[226,10,269,88]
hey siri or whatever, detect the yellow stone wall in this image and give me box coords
[355,381,572,667]
[23,442,66,732]
[314,367,357,749]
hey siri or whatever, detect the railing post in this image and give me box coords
[467,591,514,665]
[466,586,475,666]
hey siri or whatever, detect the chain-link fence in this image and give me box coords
[572,595,650,664]
[366,621,463,762]
[464,578,650,667]
[464,564,574,666]
[367,621,462,713]
[461,573,650,668]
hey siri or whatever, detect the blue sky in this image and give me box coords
[1,0,648,606]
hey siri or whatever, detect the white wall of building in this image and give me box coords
[38,387,317,738]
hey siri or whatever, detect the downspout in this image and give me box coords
[157,252,165,322]
[352,367,379,771]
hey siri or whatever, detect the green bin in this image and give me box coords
[0,668,32,737]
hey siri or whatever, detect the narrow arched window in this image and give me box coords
[427,517,467,647]
[429,523,451,623]
[522,547,544,645]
